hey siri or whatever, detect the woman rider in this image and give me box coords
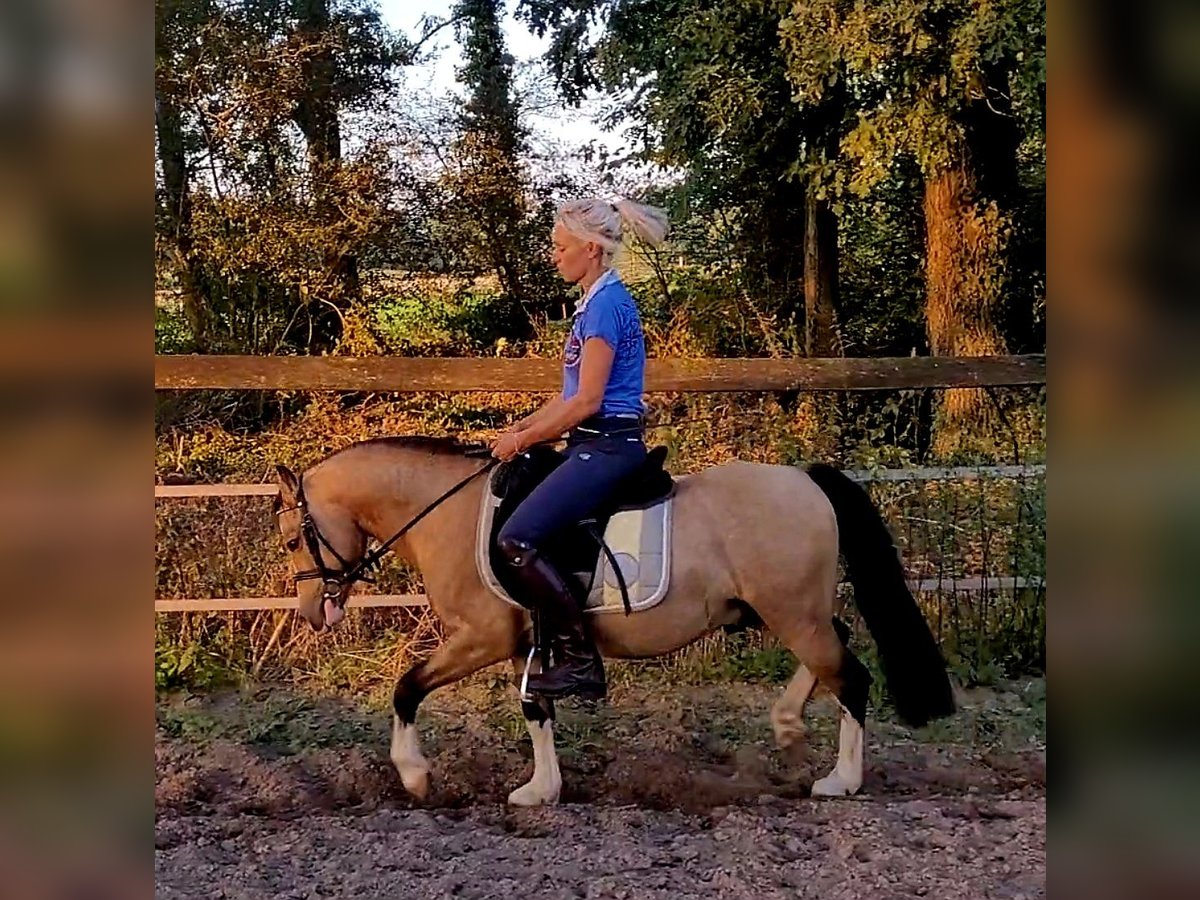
[490,198,669,700]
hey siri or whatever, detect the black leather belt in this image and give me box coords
[571,415,645,441]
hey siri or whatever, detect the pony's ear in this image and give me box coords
[275,464,300,504]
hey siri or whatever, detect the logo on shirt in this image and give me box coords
[564,329,582,367]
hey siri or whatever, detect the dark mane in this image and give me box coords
[339,435,488,458]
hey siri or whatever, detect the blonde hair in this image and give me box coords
[555,197,670,263]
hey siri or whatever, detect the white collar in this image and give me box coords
[573,268,617,316]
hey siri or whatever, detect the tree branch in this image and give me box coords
[409,13,470,57]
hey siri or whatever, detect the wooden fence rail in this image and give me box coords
[155,465,1045,613]
[153,465,1045,499]
[155,354,1045,392]
[153,578,1043,614]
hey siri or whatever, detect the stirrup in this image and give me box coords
[518,645,537,703]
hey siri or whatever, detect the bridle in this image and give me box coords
[275,476,361,608]
[276,454,499,612]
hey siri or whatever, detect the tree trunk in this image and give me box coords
[155,88,211,351]
[293,0,358,350]
[452,0,538,320]
[294,0,341,176]
[793,192,843,459]
[924,150,1009,454]
[964,67,1038,355]
[804,192,840,358]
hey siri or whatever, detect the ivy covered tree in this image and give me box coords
[437,0,572,329]
[781,0,1045,444]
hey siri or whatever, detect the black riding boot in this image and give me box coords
[499,539,606,700]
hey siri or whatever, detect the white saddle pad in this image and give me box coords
[474,467,673,614]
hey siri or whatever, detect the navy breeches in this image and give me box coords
[498,421,647,553]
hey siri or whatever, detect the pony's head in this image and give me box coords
[273,463,365,631]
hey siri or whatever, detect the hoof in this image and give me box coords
[773,724,807,749]
[810,773,861,798]
[399,767,431,800]
[507,780,561,807]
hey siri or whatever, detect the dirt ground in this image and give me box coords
[155,675,1046,899]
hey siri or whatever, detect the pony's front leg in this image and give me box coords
[390,631,509,800]
[390,713,431,800]
[507,655,561,806]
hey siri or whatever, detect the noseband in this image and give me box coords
[276,475,363,608]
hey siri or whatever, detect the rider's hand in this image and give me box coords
[491,430,526,461]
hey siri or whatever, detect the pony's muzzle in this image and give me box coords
[300,600,333,633]
[322,596,345,628]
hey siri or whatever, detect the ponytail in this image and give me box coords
[556,197,671,262]
[613,198,670,248]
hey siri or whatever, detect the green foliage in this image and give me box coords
[372,288,519,355]
[780,0,1046,192]
[155,0,412,354]
[155,637,238,692]
[155,0,1045,369]
[524,0,838,326]
[521,0,1044,369]
[629,270,798,358]
[155,303,195,354]
[456,0,523,146]
[718,634,798,684]
[430,0,572,324]
[835,170,927,356]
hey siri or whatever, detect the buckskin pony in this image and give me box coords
[273,436,954,806]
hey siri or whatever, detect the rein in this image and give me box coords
[277,453,499,608]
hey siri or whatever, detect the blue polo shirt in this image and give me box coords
[561,270,646,417]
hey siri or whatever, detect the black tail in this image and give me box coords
[806,463,956,727]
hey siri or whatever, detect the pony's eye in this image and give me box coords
[286,538,300,552]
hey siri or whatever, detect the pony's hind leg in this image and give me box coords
[809,626,872,797]
[771,618,872,797]
[506,653,561,806]
[813,691,868,797]
[771,663,817,748]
